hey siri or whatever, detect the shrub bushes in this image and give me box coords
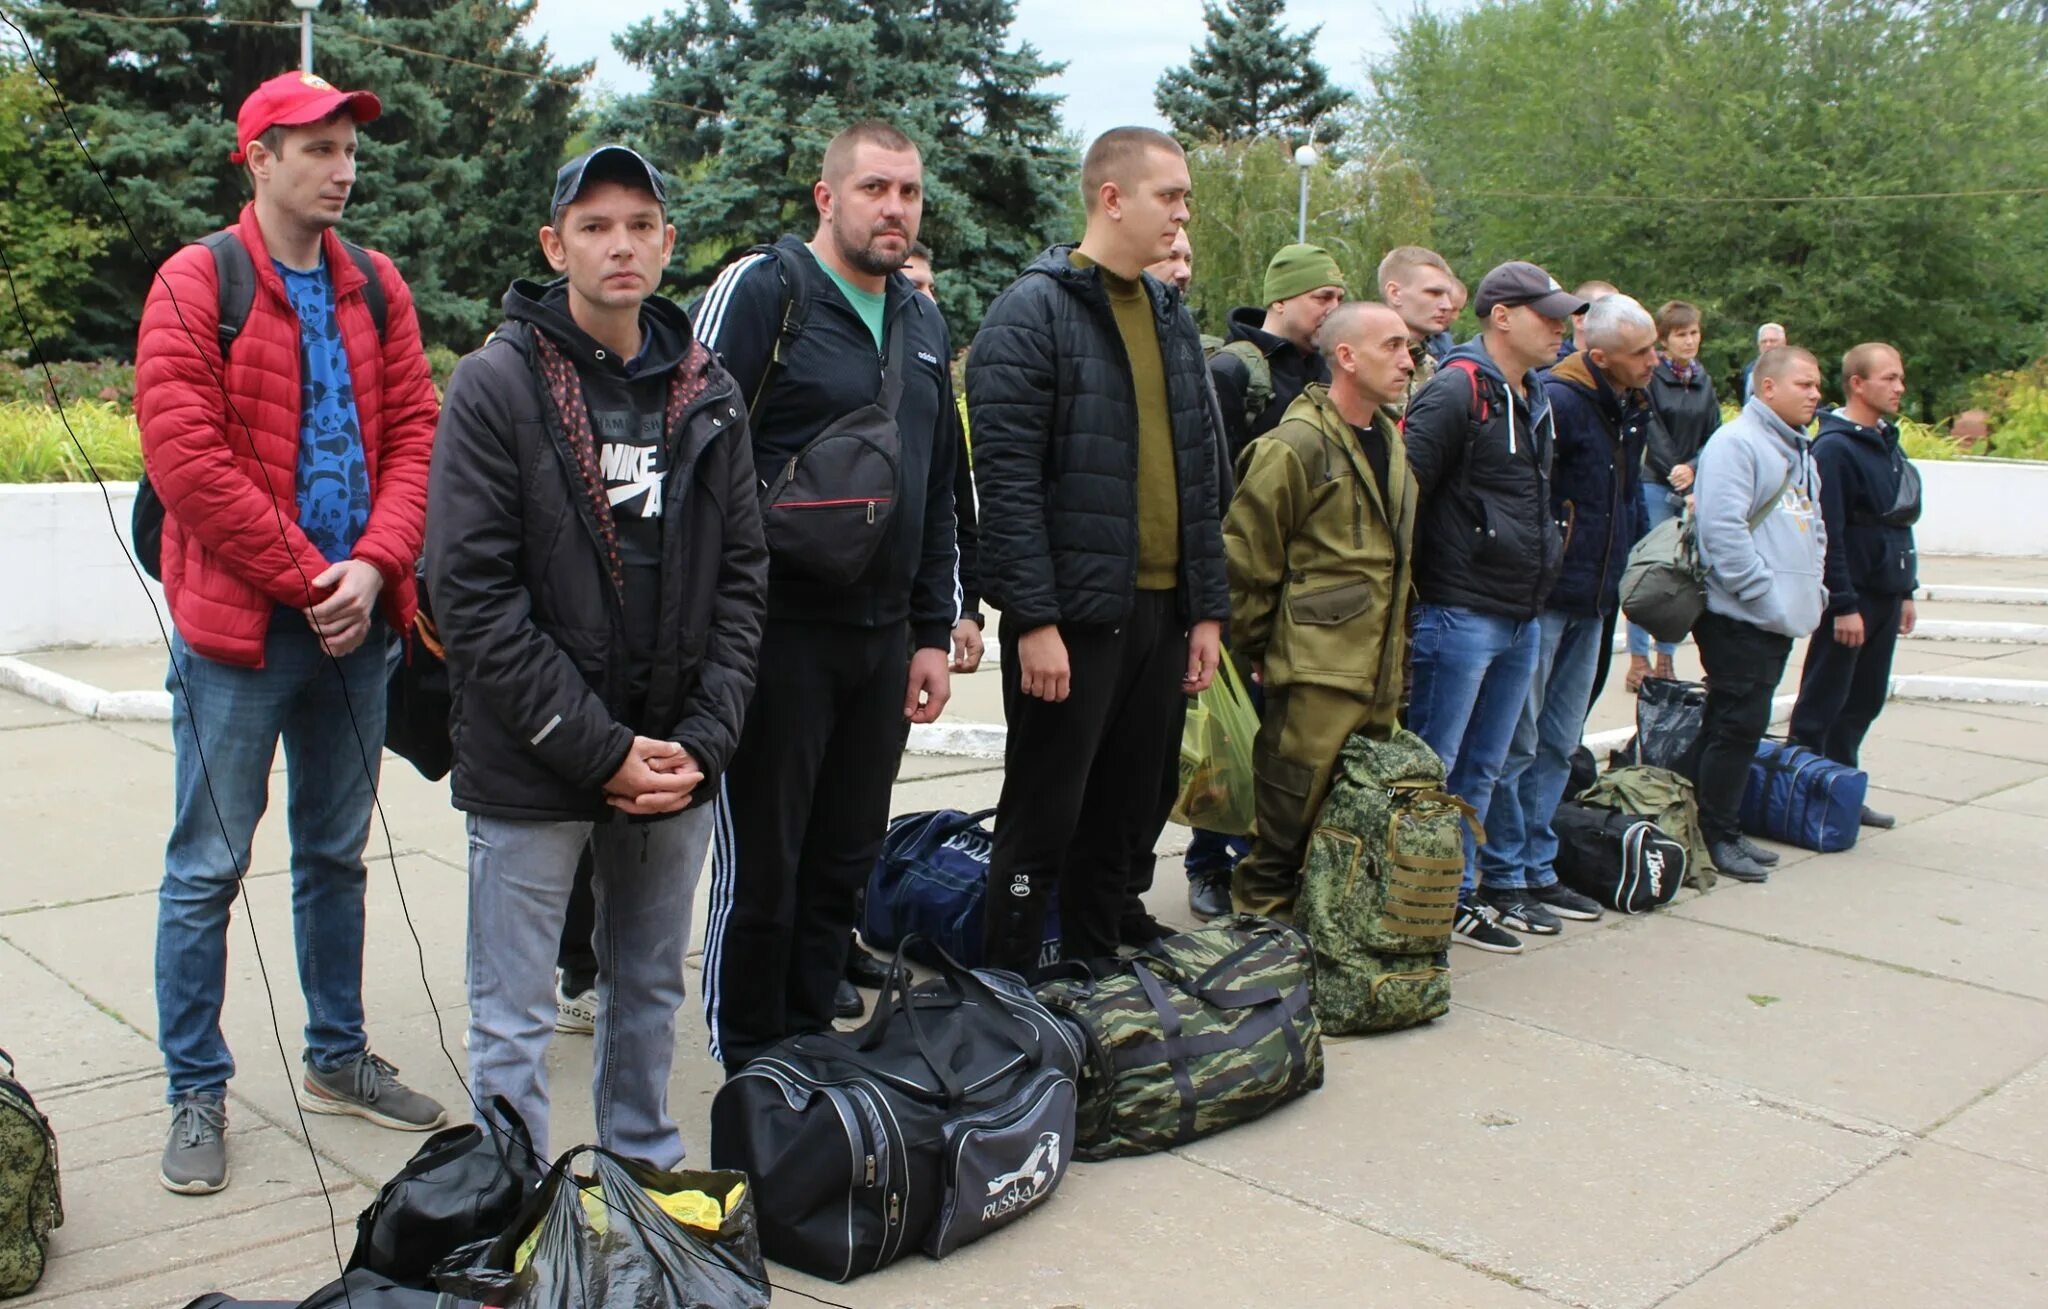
[0,401,141,482]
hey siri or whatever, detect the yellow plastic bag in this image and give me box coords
[1170,651,1259,836]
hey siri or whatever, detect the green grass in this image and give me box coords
[0,401,142,483]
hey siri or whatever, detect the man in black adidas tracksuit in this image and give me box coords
[692,122,960,1071]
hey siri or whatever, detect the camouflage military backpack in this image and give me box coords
[1300,729,1476,1035]
[0,1048,62,1297]
[1033,916,1323,1161]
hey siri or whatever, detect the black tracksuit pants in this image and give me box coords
[1691,610,1794,844]
[985,591,1190,971]
[1789,594,1903,770]
[556,846,597,993]
[704,616,909,1069]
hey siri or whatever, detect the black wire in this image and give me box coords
[2,11,856,1305]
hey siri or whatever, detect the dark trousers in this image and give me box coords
[1583,604,1622,716]
[985,591,1190,971]
[1119,705,1190,926]
[703,617,909,1068]
[1691,610,1794,843]
[1789,594,1903,770]
[556,846,598,993]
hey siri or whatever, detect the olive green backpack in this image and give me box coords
[1200,335,1273,431]
[1300,729,1476,1035]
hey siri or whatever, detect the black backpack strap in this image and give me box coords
[339,238,389,341]
[746,243,809,420]
[199,229,256,359]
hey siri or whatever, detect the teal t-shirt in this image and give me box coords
[816,257,888,351]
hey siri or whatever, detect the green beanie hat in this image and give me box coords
[1263,243,1346,305]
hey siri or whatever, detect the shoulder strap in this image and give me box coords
[746,243,808,420]
[878,312,910,418]
[200,230,256,360]
[1443,357,1489,423]
[1747,463,1797,531]
[338,239,388,342]
[1217,338,1271,424]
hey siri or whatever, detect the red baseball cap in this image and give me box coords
[230,71,381,164]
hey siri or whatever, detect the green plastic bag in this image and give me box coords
[1171,653,1259,836]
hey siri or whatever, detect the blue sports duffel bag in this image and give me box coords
[1738,740,1869,853]
[862,808,1060,970]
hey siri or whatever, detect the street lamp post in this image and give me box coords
[289,0,319,74]
[1292,143,1318,244]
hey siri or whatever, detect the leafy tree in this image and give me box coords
[1156,0,1354,145]
[1182,136,1432,335]
[603,0,1075,332]
[10,0,586,355]
[0,58,109,349]
[1365,0,2048,414]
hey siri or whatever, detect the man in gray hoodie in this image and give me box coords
[1690,345,1829,881]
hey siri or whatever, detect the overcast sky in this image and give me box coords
[528,0,1409,139]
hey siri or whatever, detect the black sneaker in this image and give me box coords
[1709,839,1770,883]
[1738,836,1780,867]
[843,939,891,989]
[1531,881,1604,921]
[1186,869,1232,921]
[161,1093,229,1195]
[1481,888,1562,935]
[1452,900,1524,954]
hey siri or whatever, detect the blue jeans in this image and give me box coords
[1477,610,1605,891]
[1627,483,1681,658]
[1406,605,1543,897]
[156,623,390,1101]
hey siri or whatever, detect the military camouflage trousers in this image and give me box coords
[1233,683,1382,920]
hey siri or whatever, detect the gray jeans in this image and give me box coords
[464,808,713,1168]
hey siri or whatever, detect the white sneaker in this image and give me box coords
[555,970,599,1035]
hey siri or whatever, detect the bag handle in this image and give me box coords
[824,934,1039,1104]
[1129,963,1201,1142]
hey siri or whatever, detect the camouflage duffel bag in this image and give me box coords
[1033,915,1323,1161]
[1300,728,1476,1036]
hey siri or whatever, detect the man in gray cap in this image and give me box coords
[1400,260,1585,955]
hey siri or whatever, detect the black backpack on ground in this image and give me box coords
[1552,802,1688,914]
[346,1095,542,1289]
[132,229,388,582]
[709,940,1081,1281]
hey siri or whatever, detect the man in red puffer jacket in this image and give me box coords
[136,70,443,1197]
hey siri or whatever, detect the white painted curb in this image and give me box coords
[1891,675,2048,706]
[1916,584,2048,606]
[1907,619,2048,644]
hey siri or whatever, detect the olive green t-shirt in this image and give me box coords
[1071,250,1179,591]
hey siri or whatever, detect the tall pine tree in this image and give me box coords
[11,0,586,354]
[1155,0,1354,144]
[604,0,1073,330]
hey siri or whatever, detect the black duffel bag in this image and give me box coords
[348,1094,543,1287]
[181,1268,487,1308]
[1553,802,1688,915]
[709,940,1081,1281]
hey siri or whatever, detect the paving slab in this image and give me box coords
[1454,912,2048,1131]
[0,687,76,730]
[1931,1054,2048,1175]
[1869,803,2048,891]
[1973,774,2048,818]
[771,1150,1554,1309]
[1662,1143,2048,1309]
[1669,852,2048,1001]
[1175,1009,1891,1309]
[19,1219,357,1309]
[1848,732,2048,804]
[0,939,159,1090]
[1853,699,2048,766]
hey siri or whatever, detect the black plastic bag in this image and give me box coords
[1566,744,1597,801]
[349,1095,543,1288]
[180,1268,488,1307]
[433,1147,769,1309]
[1632,677,1707,777]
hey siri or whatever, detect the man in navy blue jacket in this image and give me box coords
[1475,294,1659,936]
[1788,343,1919,828]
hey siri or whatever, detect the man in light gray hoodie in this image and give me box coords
[1690,345,1828,882]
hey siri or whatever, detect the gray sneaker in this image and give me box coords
[161,1093,229,1195]
[300,1053,446,1131]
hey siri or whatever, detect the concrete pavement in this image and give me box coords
[5,559,2048,1307]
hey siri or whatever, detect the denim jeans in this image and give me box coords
[1627,482,1681,658]
[156,623,390,1102]
[466,808,713,1169]
[1406,605,1543,897]
[1477,610,1605,891]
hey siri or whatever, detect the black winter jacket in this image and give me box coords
[425,287,769,822]
[1812,409,1920,613]
[1644,358,1720,487]
[1543,352,1649,617]
[1402,339,1563,620]
[691,236,959,650]
[1209,306,1328,461]
[966,246,1229,631]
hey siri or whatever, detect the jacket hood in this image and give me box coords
[504,277,703,381]
[1443,337,1555,425]
[1816,407,1897,451]
[1551,349,1646,421]
[1743,393,1813,453]
[1225,306,1291,356]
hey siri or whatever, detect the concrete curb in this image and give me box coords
[1915,583,2048,606]
[1891,674,2048,706]
[1907,619,2048,643]
[0,655,170,721]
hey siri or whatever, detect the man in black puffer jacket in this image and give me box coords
[426,146,768,1165]
[1402,261,1584,956]
[969,126,1229,971]
[1476,294,1659,938]
[1789,342,1920,828]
